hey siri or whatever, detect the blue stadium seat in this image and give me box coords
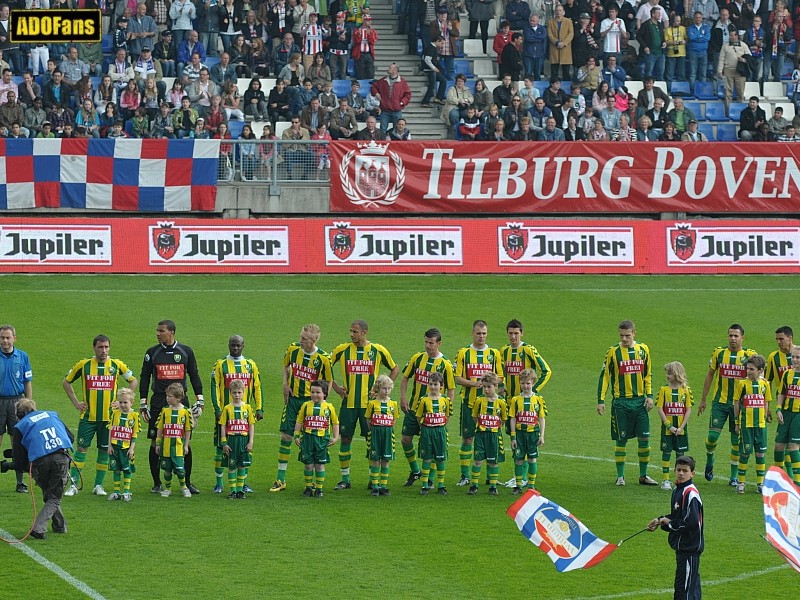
[693,81,717,100]
[357,79,371,96]
[465,79,477,93]
[205,56,220,68]
[455,38,465,58]
[670,81,693,98]
[704,102,729,121]
[332,79,350,98]
[716,123,738,141]
[698,122,714,140]
[125,120,134,136]
[728,102,747,122]
[228,120,244,138]
[417,38,423,56]
[685,101,704,120]
[533,80,548,94]
[454,59,474,78]
[347,58,356,78]
[102,34,113,54]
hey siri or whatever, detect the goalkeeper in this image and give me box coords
[139,320,205,495]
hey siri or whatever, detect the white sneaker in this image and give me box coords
[64,484,78,497]
[615,477,626,486]
[122,493,132,502]
[92,485,107,496]
[503,477,517,488]
[160,489,172,497]
[181,486,192,498]
[456,476,470,486]
[107,492,121,501]
[737,482,746,495]
[660,480,672,490]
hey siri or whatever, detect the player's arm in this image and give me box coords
[731,383,742,432]
[22,355,32,399]
[246,421,255,452]
[399,374,411,413]
[765,380,773,423]
[23,380,32,400]
[251,363,263,418]
[538,412,546,445]
[643,345,653,410]
[597,351,612,415]
[531,350,552,392]
[677,407,691,436]
[139,349,154,419]
[210,363,223,416]
[183,415,191,453]
[281,350,293,402]
[294,403,306,446]
[365,401,374,430]
[665,493,702,534]
[62,374,87,413]
[698,366,716,415]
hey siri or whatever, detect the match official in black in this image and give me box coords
[140,319,204,494]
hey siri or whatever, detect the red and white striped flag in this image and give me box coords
[762,466,800,573]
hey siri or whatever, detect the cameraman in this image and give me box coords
[12,399,73,540]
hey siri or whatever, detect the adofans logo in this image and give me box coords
[10,9,101,44]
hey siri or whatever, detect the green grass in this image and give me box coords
[0,274,797,599]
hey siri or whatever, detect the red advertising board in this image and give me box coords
[1,217,798,274]
[328,141,800,213]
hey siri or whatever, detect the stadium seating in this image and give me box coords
[685,101,704,120]
[763,81,787,101]
[454,59,475,78]
[357,80,371,96]
[693,81,717,100]
[669,81,692,98]
[228,120,244,138]
[332,79,350,97]
[743,82,760,100]
[704,102,729,121]
[102,34,113,54]
[625,81,643,97]
[698,122,714,140]
[781,103,796,120]
[728,101,747,121]
[463,39,486,57]
[716,123,738,141]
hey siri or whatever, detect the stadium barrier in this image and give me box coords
[0,217,798,274]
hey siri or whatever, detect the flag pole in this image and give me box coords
[618,527,650,546]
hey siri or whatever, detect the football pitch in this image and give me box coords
[0,273,796,599]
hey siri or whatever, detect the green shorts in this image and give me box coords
[739,426,767,454]
[224,436,253,469]
[418,426,448,461]
[610,398,650,442]
[775,411,800,445]
[160,455,185,474]
[709,401,736,433]
[474,429,505,463]
[460,401,476,439]
[367,425,395,461]
[660,430,689,454]
[339,404,368,439]
[108,445,136,473]
[401,410,421,437]
[77,419,110,450]
[280,396,307,435]
[512,430,540,461]
[299,435,331,465]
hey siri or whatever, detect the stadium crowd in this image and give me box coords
[0,0,799,142]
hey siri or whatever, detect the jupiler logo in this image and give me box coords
[339,141,405,208]
[670,222,696,262]
[501,222,527,262]
[153,221,180,261]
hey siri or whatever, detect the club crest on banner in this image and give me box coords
[152,221,180,261]
[669,223,697,262]
[501,222,528,262]
[329,222,356,260]
[339,142,405,208]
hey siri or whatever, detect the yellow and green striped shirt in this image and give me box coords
[777,368,800,413]
[211,355,263,413]
[766,349,792,388]
[454,345,504,407]
[297,400,339,437]
[500,343,552,398]
[508,394,546,432]
[365,399,399,427]
[415,395,452,427]
[471,397,508,432]
[218,403,255,443]
[330,342,396,409]
[108,410,140,450]
[65,357,135,422]
[656,385,693,433]
[734,378,771,429]
[156,406,192,457]
[401,351,455,412]
[282,343,333,399]
[707,346,758,404]
[598,342,652,403]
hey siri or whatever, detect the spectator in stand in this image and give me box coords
[458,105,481,139]
[645,96,666,132]
[129,3,159,62]
[681,118,708,140]
[599,94,621,131]
[239,123,259,180]
[187,67,219,117]
[565,114,586,139]
[74,98,101,137]
[472,78,492,116]
[658,119,680,140]
[167,79,185,108]
[131,106,150,137]
[687,11,711,91]
[539,116,565,140]
[600,5,628,65]
[59,46,89,88]
[317,82,337,112]
[612,86,629,112]
[329,12,351,80]
[621,40,644,80]
[197,0,221,58]
[751,120,774,140]
[494,21,512,69]
[562,0,587,28]
[523,14,548,81]
[745,15,766,83]
[386,117,411,140]
[572,13,600,74]
[267,77,291,125]
[588,116,608,139]
[442,73,472,128]
[612,113,636,140]
[170,0,197,47]
[113,17,130,56]
[765,11,792,83]
[728,0,755,31]
[592,79,611,114]
[512,114,537,139]
[553,95,577,128]
[371,63,412,133]
[528,96,551,131]
[308,52,332,93]
[501,32,525,81]
[739,94,766,139]
[150,101,176,138]
[24,97,47,136]
[173,95,199,137]
[353,14,378,80]
[637,76,670,111]
[692,0,719,28]
[292,0,314,49]
[466,0,493,54]
[17,72,39,109]
[36,121,56,138]
[301,12,327,71]
[542,75,569,111]
[48,102,73,137]
[77,40,103,77]
[230,35,253,79]
[222,80,245,120]
[710,8,736,79]
[177,31,207,82]
[191,116,210,138]
[778,124,800,140]
[768,105,790,134]
[240,11,263,50]
[664,13,686,90]
[421,36,448,108]
[665,96,695,134]
[638,5,666,80]
[250,39,271,78]
[548,4,575,80]
[492,73,516,113]
[506,0,530,31]
[636,0,667,29]
[503,95,527,134]
[134,47,165,97]
[211,52,238,87]
[98,102,118,137]
[420,0,437,51]
[329,96,358,139]
[480,101,501,133]
[119,79,141,121]
[204,94,227,132]
[279,52,305,90]
[0,68,17,104]
[430,7,458,81]
[718,29,751,113]
[356,114,385,140]
[569,82,587,115]
[0,90,24,132]
[42,70,72,112]
[153,30,177,78]
[274,32,301,76]
[518,75,540,109]
[345,80,367,121]
[299,95,328,135]
[269,0,294,51]
[575,55,601,104]
[487,117,509,140]
[636,114,658,140]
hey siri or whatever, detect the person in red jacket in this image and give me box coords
[352,14,378,80]
[370,62,412,133]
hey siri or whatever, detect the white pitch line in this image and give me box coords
[0,527,109,600]
[566,564,788,600]
[0,288,795,294]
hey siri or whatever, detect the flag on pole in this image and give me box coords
[762,466,800,573]
[507,489,618,572]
